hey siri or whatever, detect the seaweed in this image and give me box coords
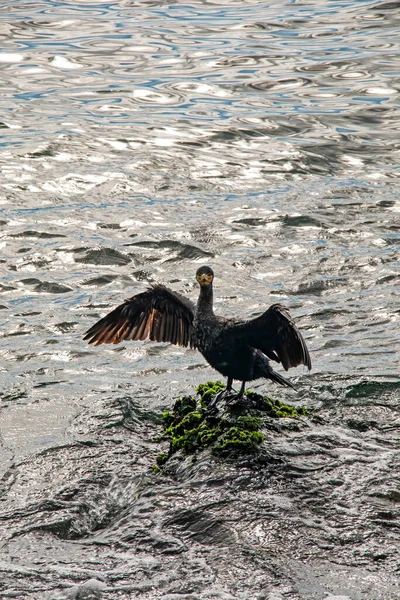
[154,382,307,468]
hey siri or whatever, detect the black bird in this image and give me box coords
[84,266,311,402]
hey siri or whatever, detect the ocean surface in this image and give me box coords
[0,1,399,599]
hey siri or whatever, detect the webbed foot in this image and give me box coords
[206,388,236,414]
[225,392,247,408]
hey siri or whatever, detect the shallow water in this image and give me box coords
[0,1,399,599]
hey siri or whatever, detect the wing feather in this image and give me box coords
[165,312,172,343]
[173,317,179,346]
[151,310,162,341]
[160,313,167,342]
[233,303,311,371]
[135,312,147,341]
[115,321,132,343]
[84,285,195,348]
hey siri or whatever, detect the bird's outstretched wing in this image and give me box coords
[83,285,195,348]
[232,303,311,371]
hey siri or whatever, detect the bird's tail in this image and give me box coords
[266,366,297,391]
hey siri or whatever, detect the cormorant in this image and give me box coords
[84,266,311,402]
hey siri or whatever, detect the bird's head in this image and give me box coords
[196,265,214,287]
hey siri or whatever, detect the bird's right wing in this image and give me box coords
[83,285,196,348]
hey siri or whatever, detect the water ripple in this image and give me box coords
[0,1,399,598]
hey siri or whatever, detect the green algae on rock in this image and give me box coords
[157,381,307,463]
[156,452,169,466]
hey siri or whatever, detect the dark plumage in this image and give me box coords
[84,266,311,401]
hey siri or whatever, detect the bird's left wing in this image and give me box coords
[83,284,196,348]
[231,303,311,371]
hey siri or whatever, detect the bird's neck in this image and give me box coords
[197,284,214,317]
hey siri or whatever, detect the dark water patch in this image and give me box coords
[378,273,400,284]
[51,321,79,333]
[34,281,73,294]
[295,277,349,295]
[165,507,237,547]
[9,230,66,239]
[370,488,400,504]
[247,77,313,92]
[80,274,120,287]
[345,379,400,399]
[311,307,353,320]
[19,278,41,286]
[282,214,327,228]
[95,396,148,431]
[321,338,350,349]
[97,223,121,230]
[23,256,52,269]
[3,329,32,338]
[0,390,29,405]
[74,248,132,266]
[377,200,398,209]
[33,380,66,389]
[346,418,379,432]
[131,269,155,282]
[128,240,214,261]
[369,1,400,11]
[232,216,274,226]
[25,145,57,159]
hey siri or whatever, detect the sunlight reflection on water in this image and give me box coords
[0,1,399,599]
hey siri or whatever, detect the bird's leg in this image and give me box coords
[226,380,246,406]
[214,376,233,402]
